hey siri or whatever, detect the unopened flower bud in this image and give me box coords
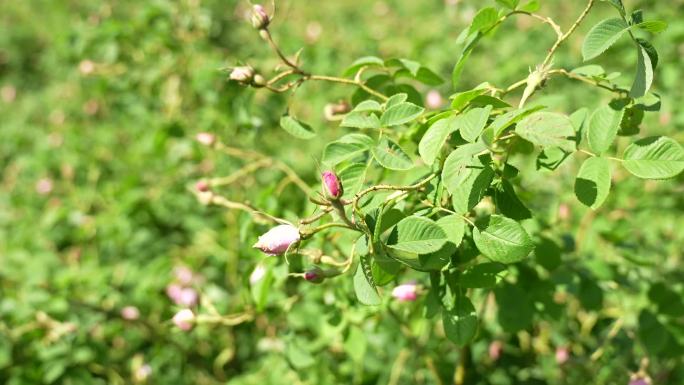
[252,74,266,87]
[172,309,195,331]
[166,283,183,302]
[426,90,443,109]
[134,364,152,382]
[488,340,502,361]
[253,224,300,256]
[629,375,651,385]
[323,100,351,121]
[195,180,210,192]
[392,283,418,302]
[230,66,255,84]
[251,4,270,30]
[249,264,267,284]
[304,267,325,283]
[177,288,198,307]
[174,265,194,284]
[322,171,342,200]
[555,346,569,364]
[121,306,140,320]
[195,132,215,146]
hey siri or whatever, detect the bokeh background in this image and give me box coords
[1,0,683,384]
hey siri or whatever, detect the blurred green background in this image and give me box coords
[1,0,683,384]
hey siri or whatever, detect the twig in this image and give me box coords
[541,0,596,68]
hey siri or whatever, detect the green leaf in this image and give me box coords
[353,254,381,305]
[385,93,408,109]
[630,44,654,98]
[339,163,368,199]
[380,102,424,126]
[537,146,572,171]
[460,106,492,143]
[495,283,534,332]
[494,180,532,220]
[343,56,384,77]
[622,136,684,179]
[442,143,488,193]
[341,111,381,129]
[372,138,414,170]
[385,58,420,76]
[572,64,606,78]
[495,0,519,9]
[353,100,383,113]
[449,83,490,110]
[487,105,545,139]
[636,38,659,70]
[468,7,499,35]
[473,215,534,264]
[450,155,495,214]
[322,134,373,165]
[279,115,316,139]
[460,262,507,288]
[636,20,668,34]
[437,215,465,247]
[515,112,576,152]
[582,18,630,61]
[519,0,540,12]
[587,105,624,155]
[575,157,612,209]
[601,0,626,16]
[442,295,478,346]
[419,116,459,165]
[387,216,448,254]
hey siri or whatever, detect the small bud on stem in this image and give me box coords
[251,4,270,30]
[321,171,342,200]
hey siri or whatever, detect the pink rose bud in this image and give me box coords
[629,376,651,385]
[35,178,53,195]
[195,132,215,146]
[251,4,270,30]
[558,203,570,220]
[392,283,418,302]
[229,66,255,84]
[195,180,210,192]
[121,306,140,320]
[426,90,443,109]
[253,224,300,256]
[322,171,342,200]
[555,346,570,364]
[172,309,195,331]
[177,287,198,307]
[249,264,267,284]
[166,283,183,303]
[488,340,502,361]
[304,267,324,284]
[134,364,152,381]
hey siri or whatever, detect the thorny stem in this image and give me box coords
[352,174,437,214]
[260,27,389,101]
[205,193,291,225]
[541,0,596,68]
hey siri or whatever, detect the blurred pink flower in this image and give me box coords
[174,266,194,285]
[134,364,152,381]
[172,309,195,331]
[121,306,140,320]
[426,90,443,109]
[629,376,650,385]
[195,132,215,146]
[558,203,570,220]
[166,283,183,303]
[488,340,502,361]
[253,224,300,256]
[79,60,95,75]
[392,283,418,302]
[177,287,198,307]
[555,346,570,364]
[35,178,53,195]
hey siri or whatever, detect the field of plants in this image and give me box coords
[1,0,683,384]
